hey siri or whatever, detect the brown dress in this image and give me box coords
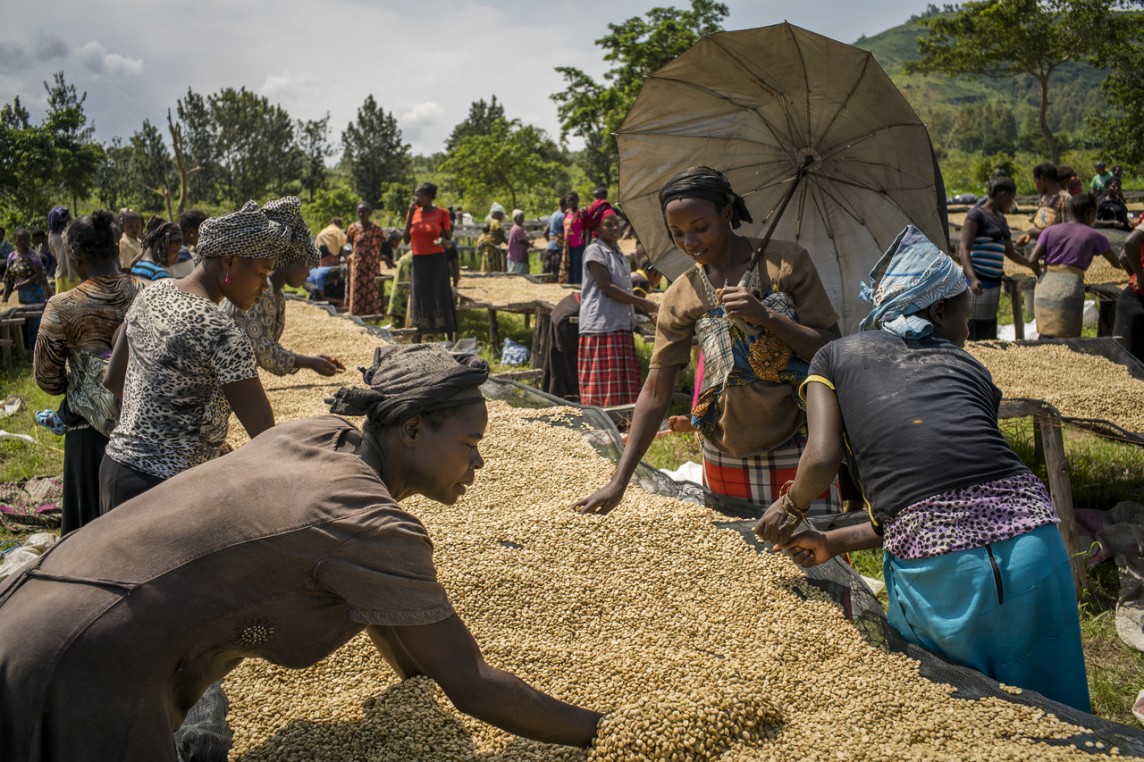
[0,417,454,761]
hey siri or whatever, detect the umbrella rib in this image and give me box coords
[703,34,807,157]
[816,54,874,153]
[817,162,937,193]
[645,73,796,153]
[786,24,814,151]
[816,122,927,164]
[814,183,869,229]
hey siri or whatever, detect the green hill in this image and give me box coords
[852,17,1109,151]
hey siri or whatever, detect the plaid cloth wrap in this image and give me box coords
[702,431,840,515]
[690,269,809,437]
[577,330,641,407]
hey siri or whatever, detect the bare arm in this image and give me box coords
[103,326,130,398]
[585,261,658,316]
[575,365,680,514]
[958,216,983,293]
[775,521,883,568]
[366,617,601,747]
[755,381,845,545]
[1026,239,1046,278]
[1122,228,1144,283]
[222,376,275,439]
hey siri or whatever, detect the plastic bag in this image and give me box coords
[501,337,530,367]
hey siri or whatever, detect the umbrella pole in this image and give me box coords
[739,154,816,288]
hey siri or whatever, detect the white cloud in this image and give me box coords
[76,41,143,78]
[401,101,445,126]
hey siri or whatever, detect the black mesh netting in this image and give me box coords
[481,376,1144,757]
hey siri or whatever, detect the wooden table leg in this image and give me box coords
[531,309,551,370]
[488,309,500,353]
[1005,278,1025,341]
[1036,413,1087,597]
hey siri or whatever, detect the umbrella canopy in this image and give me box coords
[617,23,948,333]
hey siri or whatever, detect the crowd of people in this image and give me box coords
[958,160,1144,352]
[3,158,1142,756]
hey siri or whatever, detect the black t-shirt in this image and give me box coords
[808,331,1027,526]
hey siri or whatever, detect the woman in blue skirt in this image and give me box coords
[756,225,1090,712]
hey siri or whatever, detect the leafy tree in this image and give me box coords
[445,96,505,153]
[0,96,58,224]
[302,185,359,236]
[175,88,221,205]
[1096,40,1144,165]
[550,0,727,186]
[94,137,134,212]
[298,114,333,202]
[43,72,100,213]
[208,87,298,207]
[440,118,565,210]
[341,95,411,206]
[906,0,1143,164]
[129,119,174,217]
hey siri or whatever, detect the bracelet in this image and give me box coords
[780,488,809,524]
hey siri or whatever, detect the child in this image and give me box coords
[31,230,55,294]
[172,209,208,277]
[130,218,184,283]
[117,210,144,271]
[2,229,48,347]
[544,228,564,277]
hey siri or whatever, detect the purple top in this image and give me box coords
[507,223,530,264]
[1039,222,1109,270]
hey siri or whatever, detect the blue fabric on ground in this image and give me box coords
[883,523,1090,712]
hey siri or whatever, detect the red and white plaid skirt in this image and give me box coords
[577,330,641,407]
[702,431,840,516]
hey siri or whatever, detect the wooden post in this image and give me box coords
[531,308,551,370]
[1004,278,1024,341]
[487,309,500,353]
[1036,414,1087,598]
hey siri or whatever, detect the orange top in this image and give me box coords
[408,207,451,255]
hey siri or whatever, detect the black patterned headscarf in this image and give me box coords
[262,196,319,268]
[329,344,488,426]
[196,201,291,260]
[658,166,753,229]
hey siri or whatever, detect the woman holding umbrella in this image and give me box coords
[577,167,841,515]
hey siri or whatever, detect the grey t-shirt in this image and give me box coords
[578,240,635,334]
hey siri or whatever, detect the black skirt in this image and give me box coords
[409,252,456,335]
[61,425,109,535]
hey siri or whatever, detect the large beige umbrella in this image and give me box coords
[617,22,948,333]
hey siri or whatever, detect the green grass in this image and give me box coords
[0,363,64,483]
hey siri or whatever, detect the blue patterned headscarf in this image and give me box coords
[859,225,967,340]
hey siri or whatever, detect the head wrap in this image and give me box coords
[488,202,505,218]
[48,207,71,234]
[658,166,753,229]
[261,196,319,268]
[329,344,488,426]
[196,201,290,260]
[859,225,968,340]
[511,208,524,222]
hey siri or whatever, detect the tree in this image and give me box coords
[43,72,100,213]
[208,87,299,207]
[1096,39,1144,165]
[94,137,134,212]
[341,95,411,206]
[445,96,505,153]
[440,118,566,210]
[0,96,59,224]
[550,0,727,186]
[129,119,174,217]
[175,88,221,205]
[298,114,333,202]
[906,0,1143,164]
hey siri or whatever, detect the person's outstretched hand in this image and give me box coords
[575,479,627,515]
[773,529,833,568]
[754,498,800,546]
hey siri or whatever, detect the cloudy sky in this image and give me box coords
[1,0,932,156]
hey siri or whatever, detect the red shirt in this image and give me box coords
[408,207,451,255]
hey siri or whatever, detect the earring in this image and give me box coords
[224,271,231,285]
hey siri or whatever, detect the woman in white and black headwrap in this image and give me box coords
[101,200,290,511]
[223,196,346,377]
